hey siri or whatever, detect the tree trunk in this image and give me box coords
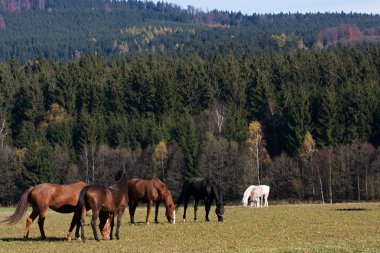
[91,144,96,183]
[317,164,324,204]
[328,152,332,204]
[256,139,260,185]
[84,146,89,183]
[311,155,315,198]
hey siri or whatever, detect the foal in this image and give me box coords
[71,173,129,242]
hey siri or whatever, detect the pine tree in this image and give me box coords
[22,135,57,187]
[316,85,343,147]
[283,83,311,156]
[172,111,199,178]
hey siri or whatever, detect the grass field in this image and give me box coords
[0,202,380,252]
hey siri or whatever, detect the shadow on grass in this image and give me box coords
[1,237,67,242]
[335,208,368,212]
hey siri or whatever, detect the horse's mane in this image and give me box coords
[210,180,223,206]
[152,178,172,198]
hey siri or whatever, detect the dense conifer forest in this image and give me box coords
[0,0,380,205]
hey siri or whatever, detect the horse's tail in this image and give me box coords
[74,185,91,220]
[3,187,33,225]
[175,179,190,211]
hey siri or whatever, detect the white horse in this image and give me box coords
[249,185,270,208]
[242,185,258,207]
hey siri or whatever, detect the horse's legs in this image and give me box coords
[146,201,153,225]
[109,214,115,240]
[115,209,125,240]
[204,199,211,222]
[194,199,199,222]
[154,201,160,224]
[67,212,79,241]
[23,208,38,239]
[129,201,138,225]
[80,206,87,242]
[183,196,190,222]
[90,209,100,242]
[37,209,47,240]
[99,211,110,240]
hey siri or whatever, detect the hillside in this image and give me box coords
[0,0,380,61]
[1,0,380,205]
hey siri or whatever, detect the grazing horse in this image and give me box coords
[242,185,257,207]
[72,173,129,242]
[2,182,109,240]
[128,178,176,225]
[176,177,224,222]
[249,185,270,208]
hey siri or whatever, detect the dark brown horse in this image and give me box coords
[128,178,176,225]
[2,181,109,240]
[72,173,129,242]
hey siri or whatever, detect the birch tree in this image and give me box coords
[247,121,263,185]
[152,141,168,181]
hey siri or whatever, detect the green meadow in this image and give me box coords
[0,203,380,252]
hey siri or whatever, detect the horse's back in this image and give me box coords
[29,183,59,203]
[261,185,270,195]
[128,179,149,201]
[28,182,86,212]
[188,177,220,199]
[251,185,270,198]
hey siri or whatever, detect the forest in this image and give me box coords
[1,45,380,205]
[0,0,380,205]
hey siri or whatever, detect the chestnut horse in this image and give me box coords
[2,181,109,240]
[176,177,224,222]
[72,173,129,242]
[128,178,176,225]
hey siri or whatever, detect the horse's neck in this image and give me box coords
[243,186,254,203]
[211,184,222,205]
[109,182,128,193]
[163,194,173,208]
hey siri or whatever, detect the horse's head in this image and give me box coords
[165,203,176,224]
[162,186,176,224]
[215,203,224,222]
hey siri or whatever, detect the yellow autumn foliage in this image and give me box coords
[152,141,168,168]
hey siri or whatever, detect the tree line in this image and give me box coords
[1,45,380,205]
[1,0,380,62]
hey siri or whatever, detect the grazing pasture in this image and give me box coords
[0,203,380,252]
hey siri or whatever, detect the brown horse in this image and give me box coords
[128,178,176,225]
[2,182,110,240]
[72,173,129,242]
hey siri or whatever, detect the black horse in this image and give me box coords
[176,177,224,222]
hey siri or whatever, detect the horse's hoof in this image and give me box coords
[67,236,71,241]
[183,219,186,222]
